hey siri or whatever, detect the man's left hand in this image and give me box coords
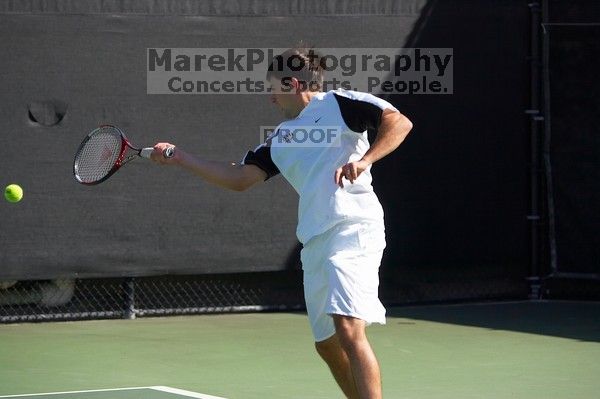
[334,159,371,188]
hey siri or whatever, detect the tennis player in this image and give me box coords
[150,46,412,399]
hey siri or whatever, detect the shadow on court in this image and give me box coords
[387,301,600,343]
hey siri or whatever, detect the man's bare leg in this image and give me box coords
[315,334,360,398]
[332,315,382,399]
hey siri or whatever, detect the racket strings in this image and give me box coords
[74,127,123,183]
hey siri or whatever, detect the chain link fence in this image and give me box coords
[0,272,306,323]
[3,263,597,324]
[0,268,541,324]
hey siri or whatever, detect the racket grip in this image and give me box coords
[140,147,175,159]
[140,148,154,158]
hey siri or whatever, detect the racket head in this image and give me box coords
[73,125,132,185]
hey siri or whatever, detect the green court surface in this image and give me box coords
[1,301,599,399]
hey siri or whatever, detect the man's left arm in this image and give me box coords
[335,109,413,187]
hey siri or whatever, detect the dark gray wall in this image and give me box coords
[0,0,426,279]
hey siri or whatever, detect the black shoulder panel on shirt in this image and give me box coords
[242,144,280,180]
[333,93,384,133]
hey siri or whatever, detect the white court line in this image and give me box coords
[0,386,228,399]
[150,386,227,399]
[0,387,150,398]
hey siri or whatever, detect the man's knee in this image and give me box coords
[333,315,367,350]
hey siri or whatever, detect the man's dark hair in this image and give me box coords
[266,43,324,91]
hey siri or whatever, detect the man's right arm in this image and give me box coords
[150,142,267,192]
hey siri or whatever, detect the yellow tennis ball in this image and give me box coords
[4,184,23,203]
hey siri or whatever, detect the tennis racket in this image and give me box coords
[73,124,174,185]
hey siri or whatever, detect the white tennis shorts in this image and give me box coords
[301,221,387,342]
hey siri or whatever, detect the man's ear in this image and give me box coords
[290,77,302,94]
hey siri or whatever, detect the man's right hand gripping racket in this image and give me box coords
[73,125,174,185]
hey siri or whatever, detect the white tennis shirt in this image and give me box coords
[242,89,398,244]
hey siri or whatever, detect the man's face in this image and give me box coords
[268,77,300,119]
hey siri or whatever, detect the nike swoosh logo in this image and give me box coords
[314,116,322,123]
